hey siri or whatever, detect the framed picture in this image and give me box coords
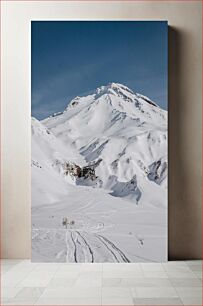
[31,20,168,262]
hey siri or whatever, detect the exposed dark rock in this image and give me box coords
[148,159,167,185]
[71,101,78,107]
[64,162,82,177]
[106,175,141,203]
[63,159,102,182]
[31,160,42,169]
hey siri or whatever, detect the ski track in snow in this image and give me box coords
[76,231,94,263]
[32,229,133,263]
[70,231,78,263]
[95,234,119,263]
[66,230,131,263]
[97,235,130,263]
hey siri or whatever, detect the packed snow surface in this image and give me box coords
[32,82,167,262]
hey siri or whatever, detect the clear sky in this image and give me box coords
[31,21,168,120]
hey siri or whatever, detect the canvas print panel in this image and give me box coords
[31,21,168,262]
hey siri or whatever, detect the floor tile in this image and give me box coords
[135,287,178,298]
[81,263,103,272]
[140,263,165,272]
[102,277,172,288]
[186,260,202,266]
[2,296,39,305]
[163,265,192,272]
[74,271,102,287]
[189,265,202,272]
[102,287,132,298]
[1,265,16,274]
[32,263,60,273]
[16,268,57,287]
[1,299,10,305]
[41,287,101,298]
[75,276,102,287]
[175,287,202,298]
[35,297,102,305]
[193,271,202,279]
[1,287,23,299]
[2,262,38,287]
[78,271,102,278]
[103,263,142,272]
[169,277,202,287]
[15,287,45,298]
[102,297,134,305]
[102,277,123,287]
[17,276,55,287]
[0,259,24,265]
[57,264,82,272]
[180,296,202,305]
[47,277,76,288]
[133,297,183,305]
[53,270,80,278]
[166,271,197,278]
[126,277,172,287]
[103,271,144,278]
[163,261,188,266]
[143,271,168,278]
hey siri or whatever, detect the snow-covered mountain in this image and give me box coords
[32,83,168,262]
[41,82,167,204]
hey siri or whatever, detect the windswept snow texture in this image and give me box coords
[32,83,168,262]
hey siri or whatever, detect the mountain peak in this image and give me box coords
[95,82,134,97]
[64,82,160,113]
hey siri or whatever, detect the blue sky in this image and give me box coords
[31,21,168,120]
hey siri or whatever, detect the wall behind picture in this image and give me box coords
[1,0,202,259]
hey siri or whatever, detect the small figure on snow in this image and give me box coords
[62,218,75,229]
[62,217,68,229]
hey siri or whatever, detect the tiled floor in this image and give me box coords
[1,260,202,305]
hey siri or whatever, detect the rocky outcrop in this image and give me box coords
[106,175,141,203]
[63,159,102,183]
[148,158,167,185]
[64,162,82,177]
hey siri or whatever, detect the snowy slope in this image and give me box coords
[32,83,168,262]
[31,117,85,206]
[42,82,167,206]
